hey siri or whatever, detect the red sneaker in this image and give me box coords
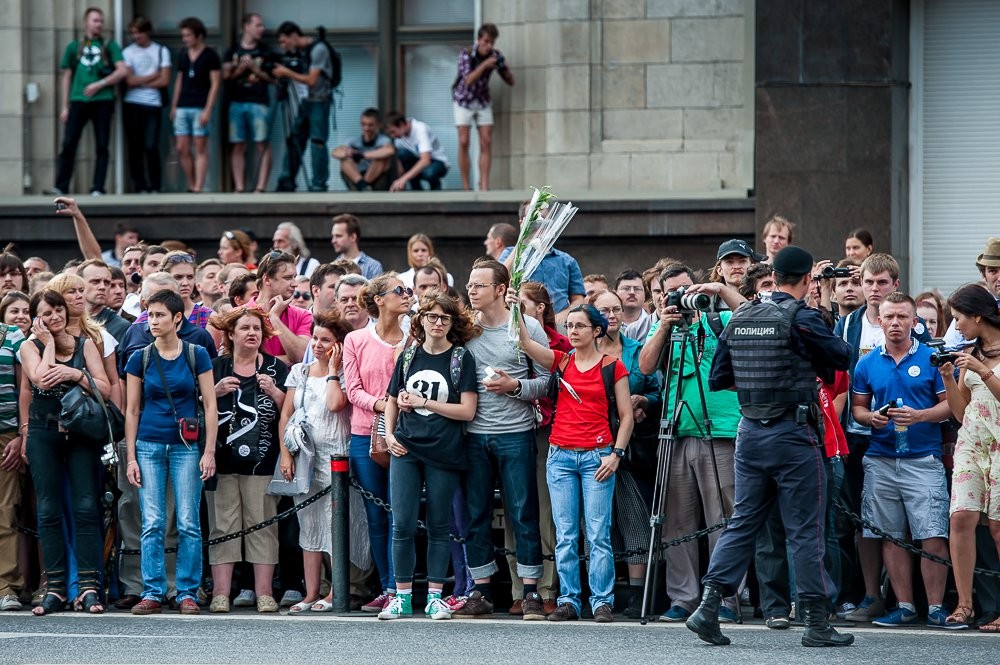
[361,593,393,613]
[131,599,162,615]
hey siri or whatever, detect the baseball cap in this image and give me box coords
[717,239,764,262]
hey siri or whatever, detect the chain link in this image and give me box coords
[349,477,727,562]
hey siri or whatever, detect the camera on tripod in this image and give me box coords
[812,266,852,280]
[665,286,711,314]
[269,52,308,100]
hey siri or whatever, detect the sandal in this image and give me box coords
[980,615,1000,632]
[77,590,104,614]
[947,605,974,627]
[32,593,66,616]
[288,600,314,614]
[310,598,334,613]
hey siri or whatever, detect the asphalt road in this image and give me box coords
[0,612,994,665]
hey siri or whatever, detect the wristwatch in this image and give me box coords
[612,448,626,459]
[326,375,340,382]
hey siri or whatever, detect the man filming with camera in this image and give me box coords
[685,246,854,648]
[638,264,745,623]
[273,22,334,193]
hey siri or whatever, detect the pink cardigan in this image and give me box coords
[342,326,401,436]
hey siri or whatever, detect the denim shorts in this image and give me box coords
[173,107,208,137]
[228,101,270,143]
[861,454,950,540]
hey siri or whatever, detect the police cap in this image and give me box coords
[772,246,814,276]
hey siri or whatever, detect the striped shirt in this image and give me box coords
[0,324,25,434]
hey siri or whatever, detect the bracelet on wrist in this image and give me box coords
[326,375,340,382]
[983,369,995,382]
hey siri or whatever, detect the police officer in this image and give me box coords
[685,245,854,648]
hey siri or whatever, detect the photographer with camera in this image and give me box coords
[637,264,745,623]
[685,246,854,648]
[273,22,335,193]
[453,23,514,191]
[850,292,953,628]
[935,284,1000,629]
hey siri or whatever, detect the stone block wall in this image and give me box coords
[486,0,752,193]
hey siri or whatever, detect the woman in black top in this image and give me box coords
[20,290,111,615]
[379,293,479,620]
[208,306,287,613]
[170,17,221,193]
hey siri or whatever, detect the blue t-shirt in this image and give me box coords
[125,343,213,445]
[498,247,585,313]
[851,340,945,458]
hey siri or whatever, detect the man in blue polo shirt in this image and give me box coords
[851,292,952,628]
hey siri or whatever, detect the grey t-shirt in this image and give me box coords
[307,40,333,102]
[466,314,551,434]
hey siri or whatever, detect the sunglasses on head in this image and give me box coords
[292,290,312,300]
[224,231,236,241]
[378,285,413,298]
[165,253,194,265]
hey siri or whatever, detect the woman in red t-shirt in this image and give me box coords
[512,299,633,623]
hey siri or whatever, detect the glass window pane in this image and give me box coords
[265,45,379,192]
[135,0,220,31]
[402,44,465,191]
[246,1,377,31]
[403,0,474,26]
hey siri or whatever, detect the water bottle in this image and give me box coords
[893,398,909,454]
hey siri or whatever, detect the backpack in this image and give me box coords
[138,341,199,408]
[549,352,621,438]
[313,27,342,89]
[399,343,466,392]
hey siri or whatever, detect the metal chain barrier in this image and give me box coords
[833,498,1000,578]
[349,477,728,562]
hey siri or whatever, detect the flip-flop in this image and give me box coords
[288,600,314,614]
[310,599,334,613]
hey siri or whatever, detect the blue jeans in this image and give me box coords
[546,446,616,613]
[463,430,542,580]
[349,434,394,592]
[397,147,448,190]
[278,99,330,192]
[135,440,203,602]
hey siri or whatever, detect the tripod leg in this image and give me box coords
[640,428,676,623]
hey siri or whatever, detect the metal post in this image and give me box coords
[330,456,350,613]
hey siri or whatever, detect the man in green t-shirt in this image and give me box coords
[51,7,127,197]
[638,263,746,623]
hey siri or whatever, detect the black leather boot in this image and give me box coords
[623,585,642,619]
[800,595,855,647]
[685,583,731,645]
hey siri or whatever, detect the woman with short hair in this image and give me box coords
[124,289,217,616]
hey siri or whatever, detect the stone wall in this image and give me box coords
[485,0,752,193]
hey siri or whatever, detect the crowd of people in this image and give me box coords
[2,202,1000,641]
[49,8,513,196]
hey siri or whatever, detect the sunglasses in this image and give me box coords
[224,231,236,241]
[165,253,194,265]
[292,291,312,300]
[378,285,413,298]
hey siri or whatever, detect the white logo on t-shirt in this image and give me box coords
[407,369,450,417]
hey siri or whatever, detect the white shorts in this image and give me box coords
[453,101,494,127]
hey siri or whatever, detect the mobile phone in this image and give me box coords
[55,202,67,211]
[483,366,498,382]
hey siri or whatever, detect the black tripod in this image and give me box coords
[639,314,730,624]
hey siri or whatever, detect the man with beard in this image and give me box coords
[616,270,652,341]
[712,240,764,302]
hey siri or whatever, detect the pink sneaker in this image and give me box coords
[444,595,468,612]
[361,593,393,613]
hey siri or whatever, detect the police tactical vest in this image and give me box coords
[725,298,818,420]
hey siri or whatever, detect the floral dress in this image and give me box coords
[950,368,1000,519]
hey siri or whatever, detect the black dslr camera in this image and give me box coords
[812,266,852,280]
[269,51,308,100]
[665,286,711,314]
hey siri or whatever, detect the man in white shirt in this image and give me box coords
[122,16,171,193]
[382,111,449,191]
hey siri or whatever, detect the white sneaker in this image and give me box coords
[232,589,256,607]
[0,595,22,611]
[279,590,304,607]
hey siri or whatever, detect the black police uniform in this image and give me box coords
[700,290,850,602]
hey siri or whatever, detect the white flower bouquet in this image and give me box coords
[508,186,578,346]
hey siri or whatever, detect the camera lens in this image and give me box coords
[680,292,711,311]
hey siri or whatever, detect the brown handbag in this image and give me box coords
[369,397,390,468]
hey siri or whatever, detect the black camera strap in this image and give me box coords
[150,344,188,445]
